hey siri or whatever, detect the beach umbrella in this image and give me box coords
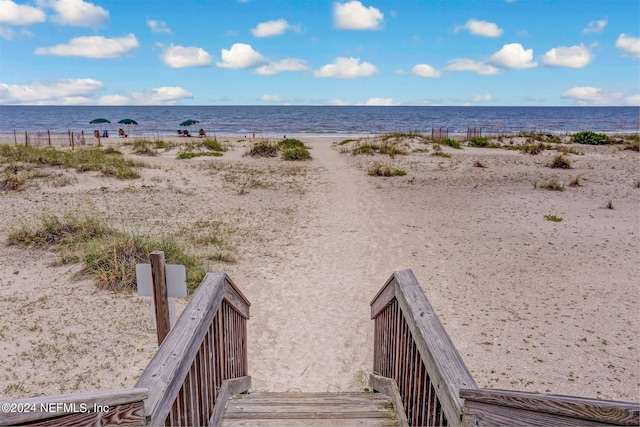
[117,118,138,137]
[89,118,111,134]
[118,118,138,125]
[179,119,199,127]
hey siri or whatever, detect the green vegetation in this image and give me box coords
[518,131,562,144]
[1,167,25,190]
[544,214,563,222]
[279,139,312,160]
[338,139,356,145]
[468,137,501,148]
[7,212,208,292]
[439,138,462,149]
[282,147,312,160]
[202,138,226,152]
[177,151,223,159]
[571,131,611,145]
[0,145,144,179]
[368,162,407,176]
[350,141,408,158]
[548,155,572,169]
[131,139,157,156]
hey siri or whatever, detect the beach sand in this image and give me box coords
[0,135,638,402]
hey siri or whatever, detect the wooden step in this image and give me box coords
[221,392,399,426]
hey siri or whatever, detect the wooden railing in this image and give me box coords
[0,388,148,426]
[460,388,640,426]
[370,269,478,426]
[135,272,251,426]
[370,270,640,427]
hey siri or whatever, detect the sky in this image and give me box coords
[0,0,639,106]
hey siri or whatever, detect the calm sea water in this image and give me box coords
[0,106,638,137]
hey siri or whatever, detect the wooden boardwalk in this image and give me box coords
[221,392,399,426]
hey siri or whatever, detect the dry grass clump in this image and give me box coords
[548,155,572,169]
[131,139,157,156]
[7,212,208,292]
[1,167,25,190]
[473,160,487,168]
[540,178,564,191]
[368,162,407,177]
[246,140,280,157]
[0,145,144,179]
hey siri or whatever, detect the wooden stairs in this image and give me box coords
[220,392,400,426]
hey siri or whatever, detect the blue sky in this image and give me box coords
[0,0,638,106]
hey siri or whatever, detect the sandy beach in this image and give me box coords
[0,134,638,403]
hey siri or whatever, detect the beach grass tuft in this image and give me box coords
[177,151,223,159]
[0,145,144,179]
[246,140,280,157]
[548,155,572,169]
[7,212,207,292]
[281,146,312,160]
[368,162,407,176]
[544,214,563,222]
[468,137,501,148]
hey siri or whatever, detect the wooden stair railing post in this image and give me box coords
[370,269,478,426]
[150,250,170,346]
[136,272,250,426]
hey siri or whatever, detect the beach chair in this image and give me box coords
[199,129,206,138]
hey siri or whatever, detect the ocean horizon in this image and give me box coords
[0,105,638,137]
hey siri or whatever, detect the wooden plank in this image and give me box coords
[150,251,171,346]
[0,388,147,425]
[210,376,252,427]
[223,411,395,420]
[460,389,640,426]
[224,404,394,414]
[223,275,251,319]
[392,269,478,425]
[462,400,610,427]
[370,273,397,319]
[135,272,226,425]
[222,419,398,426]
[370,374,409,427]
[16,401,146,427]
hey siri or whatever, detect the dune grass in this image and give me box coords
[0,145,144,179]
[7,212,208,292]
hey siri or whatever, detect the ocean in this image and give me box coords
[0,106,638,137]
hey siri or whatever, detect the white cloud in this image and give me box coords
[147,19,171,34]
[542,44,593,68]
[334,1,383,30]
[216,43,265,69]
[561,86,637,106]
[0,78,103,104]
[260,94,288,103]
[467,94,494,104]
[34,33,138,58]
[48,0,109,27]
[0,26,15,39]
[129,87,192,105]
[162,44,212,68]
[357,97,398,106]
[583,19,607,34]
[251,19,297,37]
[255,58,310,75]
[458,19,503,38]
[444,58,499,75]
[407,64,441,78]
[615,33,640,58]
[0,0,46,25]
[489,43,537,69]
[314,57,378,78]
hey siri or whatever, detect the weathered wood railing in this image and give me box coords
[370,269,478,426]
[135,272,250,426]
[370,269,640,427]
[0,388,148,426]
[460,388,640,426]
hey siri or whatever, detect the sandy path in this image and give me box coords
[246,140,402,392]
